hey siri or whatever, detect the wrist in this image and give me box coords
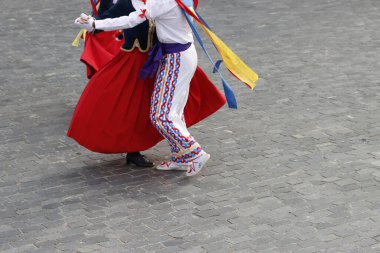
[91,19,96,33]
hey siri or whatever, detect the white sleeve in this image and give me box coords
[145,0,178,19]
[95,11,146,31]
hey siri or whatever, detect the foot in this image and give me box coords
[126,153,154,168]
[156,161,189,171]
[186,152,210,177]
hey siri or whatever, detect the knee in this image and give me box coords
[153,114,170,131]
[150,112,164,127]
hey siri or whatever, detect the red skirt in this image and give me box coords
[67,49,226,153]
[80,31,124,79]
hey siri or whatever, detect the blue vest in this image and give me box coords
[98,0,115,15]
[96,0,157,52]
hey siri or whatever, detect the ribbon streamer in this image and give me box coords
[182,9,237,108]
[176,0,259,90]
[213,60,223,73]
[72,29,87,47]
[90,0,99,16]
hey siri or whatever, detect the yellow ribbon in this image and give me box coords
[201,26,258,89]
[186,6,258,90]
[72,29,87,47]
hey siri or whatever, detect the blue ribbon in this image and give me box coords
[181,5,237,109]
[213,60,223,73]
[194,9,212,30]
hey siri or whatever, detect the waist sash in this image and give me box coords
[140,41,192,79]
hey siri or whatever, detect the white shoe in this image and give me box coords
[186,152,210,177]
[156,161,189,171]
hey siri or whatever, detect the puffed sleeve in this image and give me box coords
[145,0,178,19]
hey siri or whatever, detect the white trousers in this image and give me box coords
[149,44,204,164]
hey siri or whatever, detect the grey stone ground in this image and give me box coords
[1,0,380,252]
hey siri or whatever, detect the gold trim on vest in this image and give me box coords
[120,20,156,53]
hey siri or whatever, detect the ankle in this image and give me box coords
[127,152,142,158]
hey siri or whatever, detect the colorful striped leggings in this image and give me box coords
[149,45,204,164]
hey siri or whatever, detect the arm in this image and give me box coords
[75,0,166,32]
[94,10,146,31]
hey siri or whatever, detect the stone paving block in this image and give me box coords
[1,0,380,252]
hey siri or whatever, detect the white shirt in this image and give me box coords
[95,0,194,44]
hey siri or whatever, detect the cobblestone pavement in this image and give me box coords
[1,0,380,252]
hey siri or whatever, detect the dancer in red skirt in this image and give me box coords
[75,0,156,167]
[69,0,226,170]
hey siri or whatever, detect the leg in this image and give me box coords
[150,46,210,175]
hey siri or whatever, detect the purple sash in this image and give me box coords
[139,41,192,79]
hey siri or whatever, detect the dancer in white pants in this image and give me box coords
[75,0,210,176]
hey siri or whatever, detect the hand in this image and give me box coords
[74,13,95,32]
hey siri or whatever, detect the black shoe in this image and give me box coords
[126,152,154,168]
